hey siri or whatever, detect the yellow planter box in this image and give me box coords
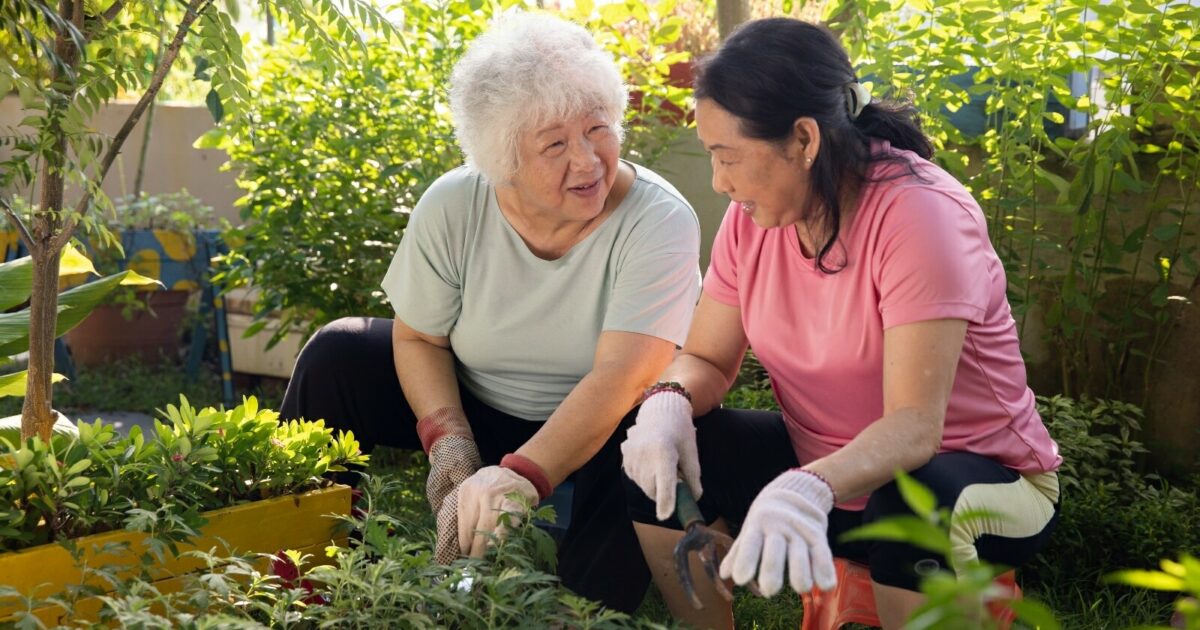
[0,484,351,625]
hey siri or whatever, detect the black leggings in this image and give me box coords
[281,317,651,613]
[623,408,1060,591]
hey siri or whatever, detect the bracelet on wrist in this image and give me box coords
[795,468,838,505]
[641,381,693,404]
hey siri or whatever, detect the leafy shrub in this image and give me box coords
[1031,396,1200,589]
[832,0,1200,399]
[1038,394,1152,497]
[0,396,365,552]
[213,0,693,345]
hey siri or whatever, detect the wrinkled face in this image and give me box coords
[695,98,810,229]
[507,110,621,222]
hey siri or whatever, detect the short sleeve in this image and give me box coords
[380,177,464,337]
[701,202,742,306]
[874,187,991,329]
[602,202,702,347]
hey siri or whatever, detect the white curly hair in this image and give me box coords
[449,11,628,184]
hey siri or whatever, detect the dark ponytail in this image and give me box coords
[694,18,932,273]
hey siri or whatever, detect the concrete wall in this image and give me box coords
[0,96,242,226]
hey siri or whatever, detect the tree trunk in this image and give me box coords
[21,245,62,441]
[24,131,68,441]
[716,0,749,40]
[21,0,79,441]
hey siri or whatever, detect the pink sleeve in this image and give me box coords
[874,188,991,329]
[701,202,742,307]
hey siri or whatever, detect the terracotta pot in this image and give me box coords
[64,289,191,366]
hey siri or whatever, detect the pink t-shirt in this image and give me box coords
[705,141,1061,509]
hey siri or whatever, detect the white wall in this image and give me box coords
[0,96,242,226]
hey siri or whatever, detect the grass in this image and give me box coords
[4,358,1190,629]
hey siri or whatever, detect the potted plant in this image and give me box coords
[64,190,227,366]
[0,396,366,625]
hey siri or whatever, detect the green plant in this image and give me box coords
[100,191,223,234]
[829,0,1200,400]
[212,0,693,346]
[209,22,470,344]
[0,395,366,554]
[0,0,395,441]
[2,474,674,629]
[1028,395,1200,609]
[1038,394,1151,496]
[0,245,156,406]
[1109,554,1200,630]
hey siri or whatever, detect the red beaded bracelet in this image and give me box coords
[795,468,839,505]
[641,381,693,404]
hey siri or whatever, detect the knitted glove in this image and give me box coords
[456,465,540,558]
[620,391,701,521]
[418,407,483,515]
[719,469,838,596]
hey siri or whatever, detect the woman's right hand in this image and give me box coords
[620,391,701,521]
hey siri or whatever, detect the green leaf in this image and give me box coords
[1105,569,1185,591]
[895,469,938,520]
[0,244,96,311]
[65,459,92,476]
[206,88,225,123]
[0,270,161,357]
[1007,600,1063,630]
[63,476,91,489]
[1152,224,1180,242]
[0,256,33,312]
[839,515,950,555]
[0,370,67,398]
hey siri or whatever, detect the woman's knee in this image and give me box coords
[293,316,391,377]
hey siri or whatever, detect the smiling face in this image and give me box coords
[504,110,622,225]
[695,98,815,229]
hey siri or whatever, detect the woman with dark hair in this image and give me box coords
[620,18,1061,628]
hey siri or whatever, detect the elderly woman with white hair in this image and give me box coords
[280,11,700,611]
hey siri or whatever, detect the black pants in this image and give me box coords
[623,408,1060,591]
[281,317,651,612]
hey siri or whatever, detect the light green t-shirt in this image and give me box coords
[381,163,701,421]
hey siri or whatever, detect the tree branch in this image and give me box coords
[1,198,36,254]
[56,0,213,252]
[85,0,127,42]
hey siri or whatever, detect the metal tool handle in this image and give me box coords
[675,480,704,528]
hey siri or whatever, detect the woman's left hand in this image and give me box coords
[455,466,540,557]
[719,469,838,596]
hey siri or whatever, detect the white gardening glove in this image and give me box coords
[620,391,701,521]
[455,465,539,558]
[719,469,837,597]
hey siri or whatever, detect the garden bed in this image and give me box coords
[1,484,350,624]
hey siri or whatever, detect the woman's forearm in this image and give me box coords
[516,365,644,486]
[658,352,739,416]
[392,336,464,421]
[517,332,676,486]
[803,407,943,504]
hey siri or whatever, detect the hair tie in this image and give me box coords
[845,81,872,120]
